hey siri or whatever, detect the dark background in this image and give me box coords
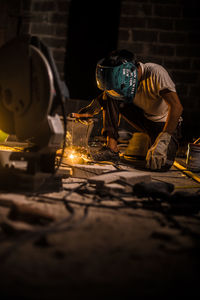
[64,0,121,99]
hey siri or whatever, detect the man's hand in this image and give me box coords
[146,132,171,170]
[69,113,93,125]
[70,113,93,119]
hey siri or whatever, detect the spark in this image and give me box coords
[61,146,91,165]
[69,153,75,160]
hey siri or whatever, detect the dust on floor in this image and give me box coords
[0,159,200,300]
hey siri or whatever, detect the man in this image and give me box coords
[73,49,183,171]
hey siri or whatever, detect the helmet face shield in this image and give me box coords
[96,60,138,103]
[96,59,115,91]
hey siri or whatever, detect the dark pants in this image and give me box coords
[100,93,182,169]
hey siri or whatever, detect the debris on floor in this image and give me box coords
[0,144,200,299]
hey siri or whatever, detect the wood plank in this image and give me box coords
[71,164,116,179]
[89,171,151,185]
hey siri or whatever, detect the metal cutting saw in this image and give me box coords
[0,35,68,192]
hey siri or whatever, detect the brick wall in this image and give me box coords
[0,0,22,46]
[118,0,200,140]
[28,0,71,79]
[0,1,6,47]
[0,0,70,77]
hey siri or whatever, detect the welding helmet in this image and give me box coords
[96,59,138,103]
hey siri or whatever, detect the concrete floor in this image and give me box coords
[0,157,200,300]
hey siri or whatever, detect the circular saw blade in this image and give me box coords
[0,37,28,134]
[0,37,54,139]
[14,45,54,139]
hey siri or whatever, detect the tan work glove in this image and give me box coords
[146,132,172,170]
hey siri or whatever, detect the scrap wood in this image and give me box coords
[88,170,151,185]
[0,193,29,207]
[71,163,116,178]
[8,201,69,225]
[0,217,37,235]
[9,203,56,225]
[103,183,127,194]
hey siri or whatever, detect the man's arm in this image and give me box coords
[79,94,103,115]
[71,112,93,118]
[146,90,183,170]
[160,89,183,134]
[71,95,103,119]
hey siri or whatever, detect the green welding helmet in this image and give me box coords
[96,59,138,103]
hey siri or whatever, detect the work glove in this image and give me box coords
[146,132,171,170]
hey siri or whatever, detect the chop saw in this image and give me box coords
[0,35,67,192]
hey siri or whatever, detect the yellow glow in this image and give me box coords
[69,153,75,160]
[0,146,23,152]
[107,90,121,98]
[56,146,91,165]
